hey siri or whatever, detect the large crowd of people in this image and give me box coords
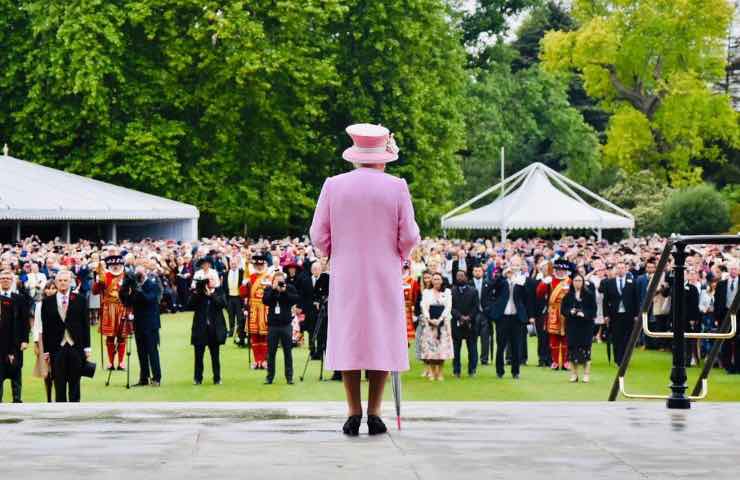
[0,234,737,402]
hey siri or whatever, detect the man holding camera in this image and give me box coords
[487,257,528,379]
[262,272,299,385]
[190,270,227,385]
[127,265,162,387]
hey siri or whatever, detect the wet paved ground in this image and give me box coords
[0,402,738,480]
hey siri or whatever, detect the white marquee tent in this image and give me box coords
[441,162,634,240]
[0,148,199,242]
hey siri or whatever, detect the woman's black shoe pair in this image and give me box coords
[343,415,362,436]
[367,415,387,435]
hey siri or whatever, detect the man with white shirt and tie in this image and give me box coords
[41,270,91,402]
[0,269,28,403]
[716,262,739,373]
[600,260,639,366]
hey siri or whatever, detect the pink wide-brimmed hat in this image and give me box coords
[342,123,399,163]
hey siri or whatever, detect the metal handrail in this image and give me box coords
[608,234,740,402]
[642,313,737,339]
[619,377,708,401]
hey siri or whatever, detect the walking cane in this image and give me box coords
[391,371,402,430]
[125,320,134,389]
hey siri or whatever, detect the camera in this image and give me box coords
[277,281,286,289]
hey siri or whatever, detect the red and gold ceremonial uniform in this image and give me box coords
[247,269,271,368]
[403,275,420,341]
[537,275,570,369]
[93,268,132,369]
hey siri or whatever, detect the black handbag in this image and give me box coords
[429,305,444,319]
[81,360,97,378]
[429,305,445,340]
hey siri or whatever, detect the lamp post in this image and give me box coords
[667,241,690,409]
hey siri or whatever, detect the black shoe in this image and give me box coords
[469,372,476,377]
[481,361,489,366]
[343,415,362,436]
[132,381,150,387]
[453,372,461,378]
[496,373,504,378]
[12,399,22,404]
[331,372,342,381]
[193,380,202,385]
[287,379,294,385]
[150,381,161,387]
[513,374,520,379]
[264,379,273,385]
[367,415,387,435]
[214,379,222,385]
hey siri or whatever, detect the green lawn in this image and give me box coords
[8,311,740,403]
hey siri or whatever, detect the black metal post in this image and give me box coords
[667,243,690,409]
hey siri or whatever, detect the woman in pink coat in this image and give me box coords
[310,123,420,436]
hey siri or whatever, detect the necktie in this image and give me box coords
[618,278,623,294]
[62,295,69,319]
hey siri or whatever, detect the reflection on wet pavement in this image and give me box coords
[1,402,738,479]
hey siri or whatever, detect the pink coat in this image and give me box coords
[310,167,420,371]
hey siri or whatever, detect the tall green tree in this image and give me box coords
[0,0,467,235]
[327,0,468,232]
[540,0,740,186]
[460,63,600,201]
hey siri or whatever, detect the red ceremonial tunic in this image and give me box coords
[94,271,132,338]
[403,276,420,341]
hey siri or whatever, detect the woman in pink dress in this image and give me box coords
[310,123,420,436]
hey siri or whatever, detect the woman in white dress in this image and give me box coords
[419,272,454,381]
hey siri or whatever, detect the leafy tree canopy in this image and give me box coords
[540,0,740,186]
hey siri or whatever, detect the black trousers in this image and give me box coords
[496,316,522,377]
[0,359,22,402]
[267,325,293,382]
[612,313,632,366]
[302,306,318,356]
[536,316,551,365]
[194,341,221,383]
[452,329,478,375]
[52,345,82,402]
[135,329,161,383]
[478,314,494,364]
[226,296,244,338]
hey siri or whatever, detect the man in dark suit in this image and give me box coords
[41,270,91,402]
[221,258,246,341]
[472,266,493,365]
[636,258,658,349]
[600,260,639,366]
[715,264,739,372]
[127,266,162,387]
[262,272,300,385]
[486,257,528,379]
[451,270,479,377]
[190,274,227,385]
[0,269,29,403]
